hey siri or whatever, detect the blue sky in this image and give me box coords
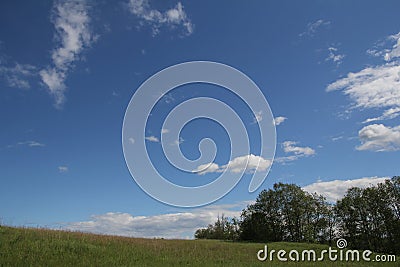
[1,0,400,238]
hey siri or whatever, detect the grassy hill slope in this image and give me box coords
[0,225,397,266]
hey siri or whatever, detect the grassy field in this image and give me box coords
[0,225,398,266]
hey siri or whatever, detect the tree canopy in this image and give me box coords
[195,176,400,255]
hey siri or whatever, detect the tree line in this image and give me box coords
[195,176,400,255]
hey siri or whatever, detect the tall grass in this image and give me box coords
[0,225,397,266]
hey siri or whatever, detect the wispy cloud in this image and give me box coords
[40,0,95,107]
[12,140,45,148]
[328,31,400,123]
[331,136,343,142]
[363,107,400,124]
[58,166,69,173]
[161,92,175,104]
[299,19,330,38]
[274,116,287,126]
[65,202,249,239]
[253,111,263,123]
[367,32,400,61]
[276,141,315,163]
[173,136,184,146]
[327,63,400,122]
[192,154,271,175]
[145,135,159,142]
[0,63,37,89]
[303,176,390,202]
[128,0,194,36]
[282,141,315,156]
[327,31,400,152]
[325,46,345,66]
[384,32,400,61]
[356,124,400,152]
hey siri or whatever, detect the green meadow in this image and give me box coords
[0,225,398,266]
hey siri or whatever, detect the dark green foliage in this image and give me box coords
[336,176,400,254]
[195,215,239,241]
[197,177,400,255]
[239,183,332,244]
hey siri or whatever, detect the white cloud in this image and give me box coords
[192,162,220,175]
[173,136,184,145]
[303,176,390,202]
[274,116,287,126]
[128,0,193,36]
[65,202,248,239]
[0,63,37,89]
[276,141,316,163]
[16,140,45,147]
[145,135,159,142]
[58,166,68,173]
[363,107,400,124]
[27,141,45,147]
[162,92,175,104]
[356,124,400,152]
[282,141,315,156]
[192,154,271,175]
[385,32,400,61]
[274,155,298,163]
[299,19,330,38]
[331,136,344,142]
[128,137,135,144]
[328,32,400,151]
[325,46,345,66]
[368,32,400,62]
[161,128,169,134]
[40,0,95,107]
[253,111,262,123]
[223,154,271,173]
[327,63,400,122]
